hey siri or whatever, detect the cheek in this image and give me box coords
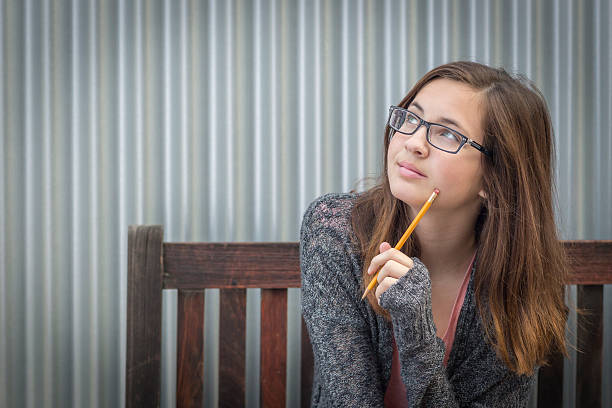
[386,139,400,171]
[434,159,483,196]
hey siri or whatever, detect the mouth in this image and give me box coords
[398,161,426,178]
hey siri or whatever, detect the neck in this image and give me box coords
[408,205,480,279]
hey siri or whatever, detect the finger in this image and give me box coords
[376,261,395,284]
[373,253,414,280]
[367,242,393,275]
[378,260,412,281]
[379,242,392,252]
[375,276,397,303]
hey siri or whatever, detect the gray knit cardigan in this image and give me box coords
[299,192,536,407]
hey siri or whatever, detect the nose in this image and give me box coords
[403,124,430,157]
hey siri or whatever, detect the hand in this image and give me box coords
[367,242,415,305]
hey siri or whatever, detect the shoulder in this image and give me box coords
[299,192,362,254]
[300,192,359,234]
[299,191,363,286]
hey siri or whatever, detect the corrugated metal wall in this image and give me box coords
[1,0,610,407]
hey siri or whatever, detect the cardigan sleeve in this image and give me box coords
[300,195,385,407]
[379,257,536,407]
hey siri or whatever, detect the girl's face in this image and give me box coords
[387,78,487,213]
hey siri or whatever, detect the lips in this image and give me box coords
[398,161,426,177]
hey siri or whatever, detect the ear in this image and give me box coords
[478,189,487,200]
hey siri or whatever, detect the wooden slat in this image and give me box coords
[301,317,314,408]
[564,241,612,284]
[126,225,164,408]
[163,242,300,289]
[162,241,612,288]
[261,289,287,408]
[219,289,247,408]
[177,290,205,407]
[576,285,603,407]
[537,351,564,408]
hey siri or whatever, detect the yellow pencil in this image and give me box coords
[361,188,440,300]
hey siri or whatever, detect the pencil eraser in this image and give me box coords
[434,188,440,194]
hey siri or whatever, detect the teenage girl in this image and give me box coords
[300,61,568,407]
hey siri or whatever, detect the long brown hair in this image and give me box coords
[350,61,569,376]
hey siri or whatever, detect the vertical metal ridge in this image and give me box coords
[208,0,218,240]
[525,0,532,77]
[271,0,280,226]
[314,0,321,195]
[24,0,36,405]
[163,0,172,238]
[0,0,6,405]
[383,0,390,111]
[135,0,143,222]
[357,0,365,179]
[427,0,433,69]
[180,0,189,240]
[254,0,263,238]
[512,0,518,69]
[575,0,585,238]
[484,0,490,63]
[593,0,602,238]
[225,0,234,241]
[609,0,612,227]
[399,0,407,93]
[234,0,247,242]
[565,0,575,236]
[442,0,448,62]
[341,0,349,190]
[609,0,612,235]
[552,0,560,192]
[118,0,127,404]
[70,0,83,405]
[469,0,476,58]
[408,0,417,88]
[189,0,203,242]
[88,1,99,405]
[42,0,53,405]
[279,0,292,239]
[298,0,305,211]
[95,0,114,398]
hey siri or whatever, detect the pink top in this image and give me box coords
[384,251,476,407]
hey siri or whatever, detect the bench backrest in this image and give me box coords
[126,225,612,407]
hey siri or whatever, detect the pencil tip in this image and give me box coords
[434,188,440,194]
[361,291,368,300]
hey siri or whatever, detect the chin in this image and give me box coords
[389,178,428,207]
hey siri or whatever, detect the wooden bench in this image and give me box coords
[126,225,612,407]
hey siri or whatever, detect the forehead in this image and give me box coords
[411,78,484,137]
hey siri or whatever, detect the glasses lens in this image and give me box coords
[389,108,420,134]
[428,124,462,152]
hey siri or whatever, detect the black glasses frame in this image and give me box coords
[387,105,492,157]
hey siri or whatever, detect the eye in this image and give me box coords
[441,130,461,142]
[406,113,419,125]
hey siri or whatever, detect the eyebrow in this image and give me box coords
[409,101,467,134]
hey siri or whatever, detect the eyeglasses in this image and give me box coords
[387,105,492,157]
